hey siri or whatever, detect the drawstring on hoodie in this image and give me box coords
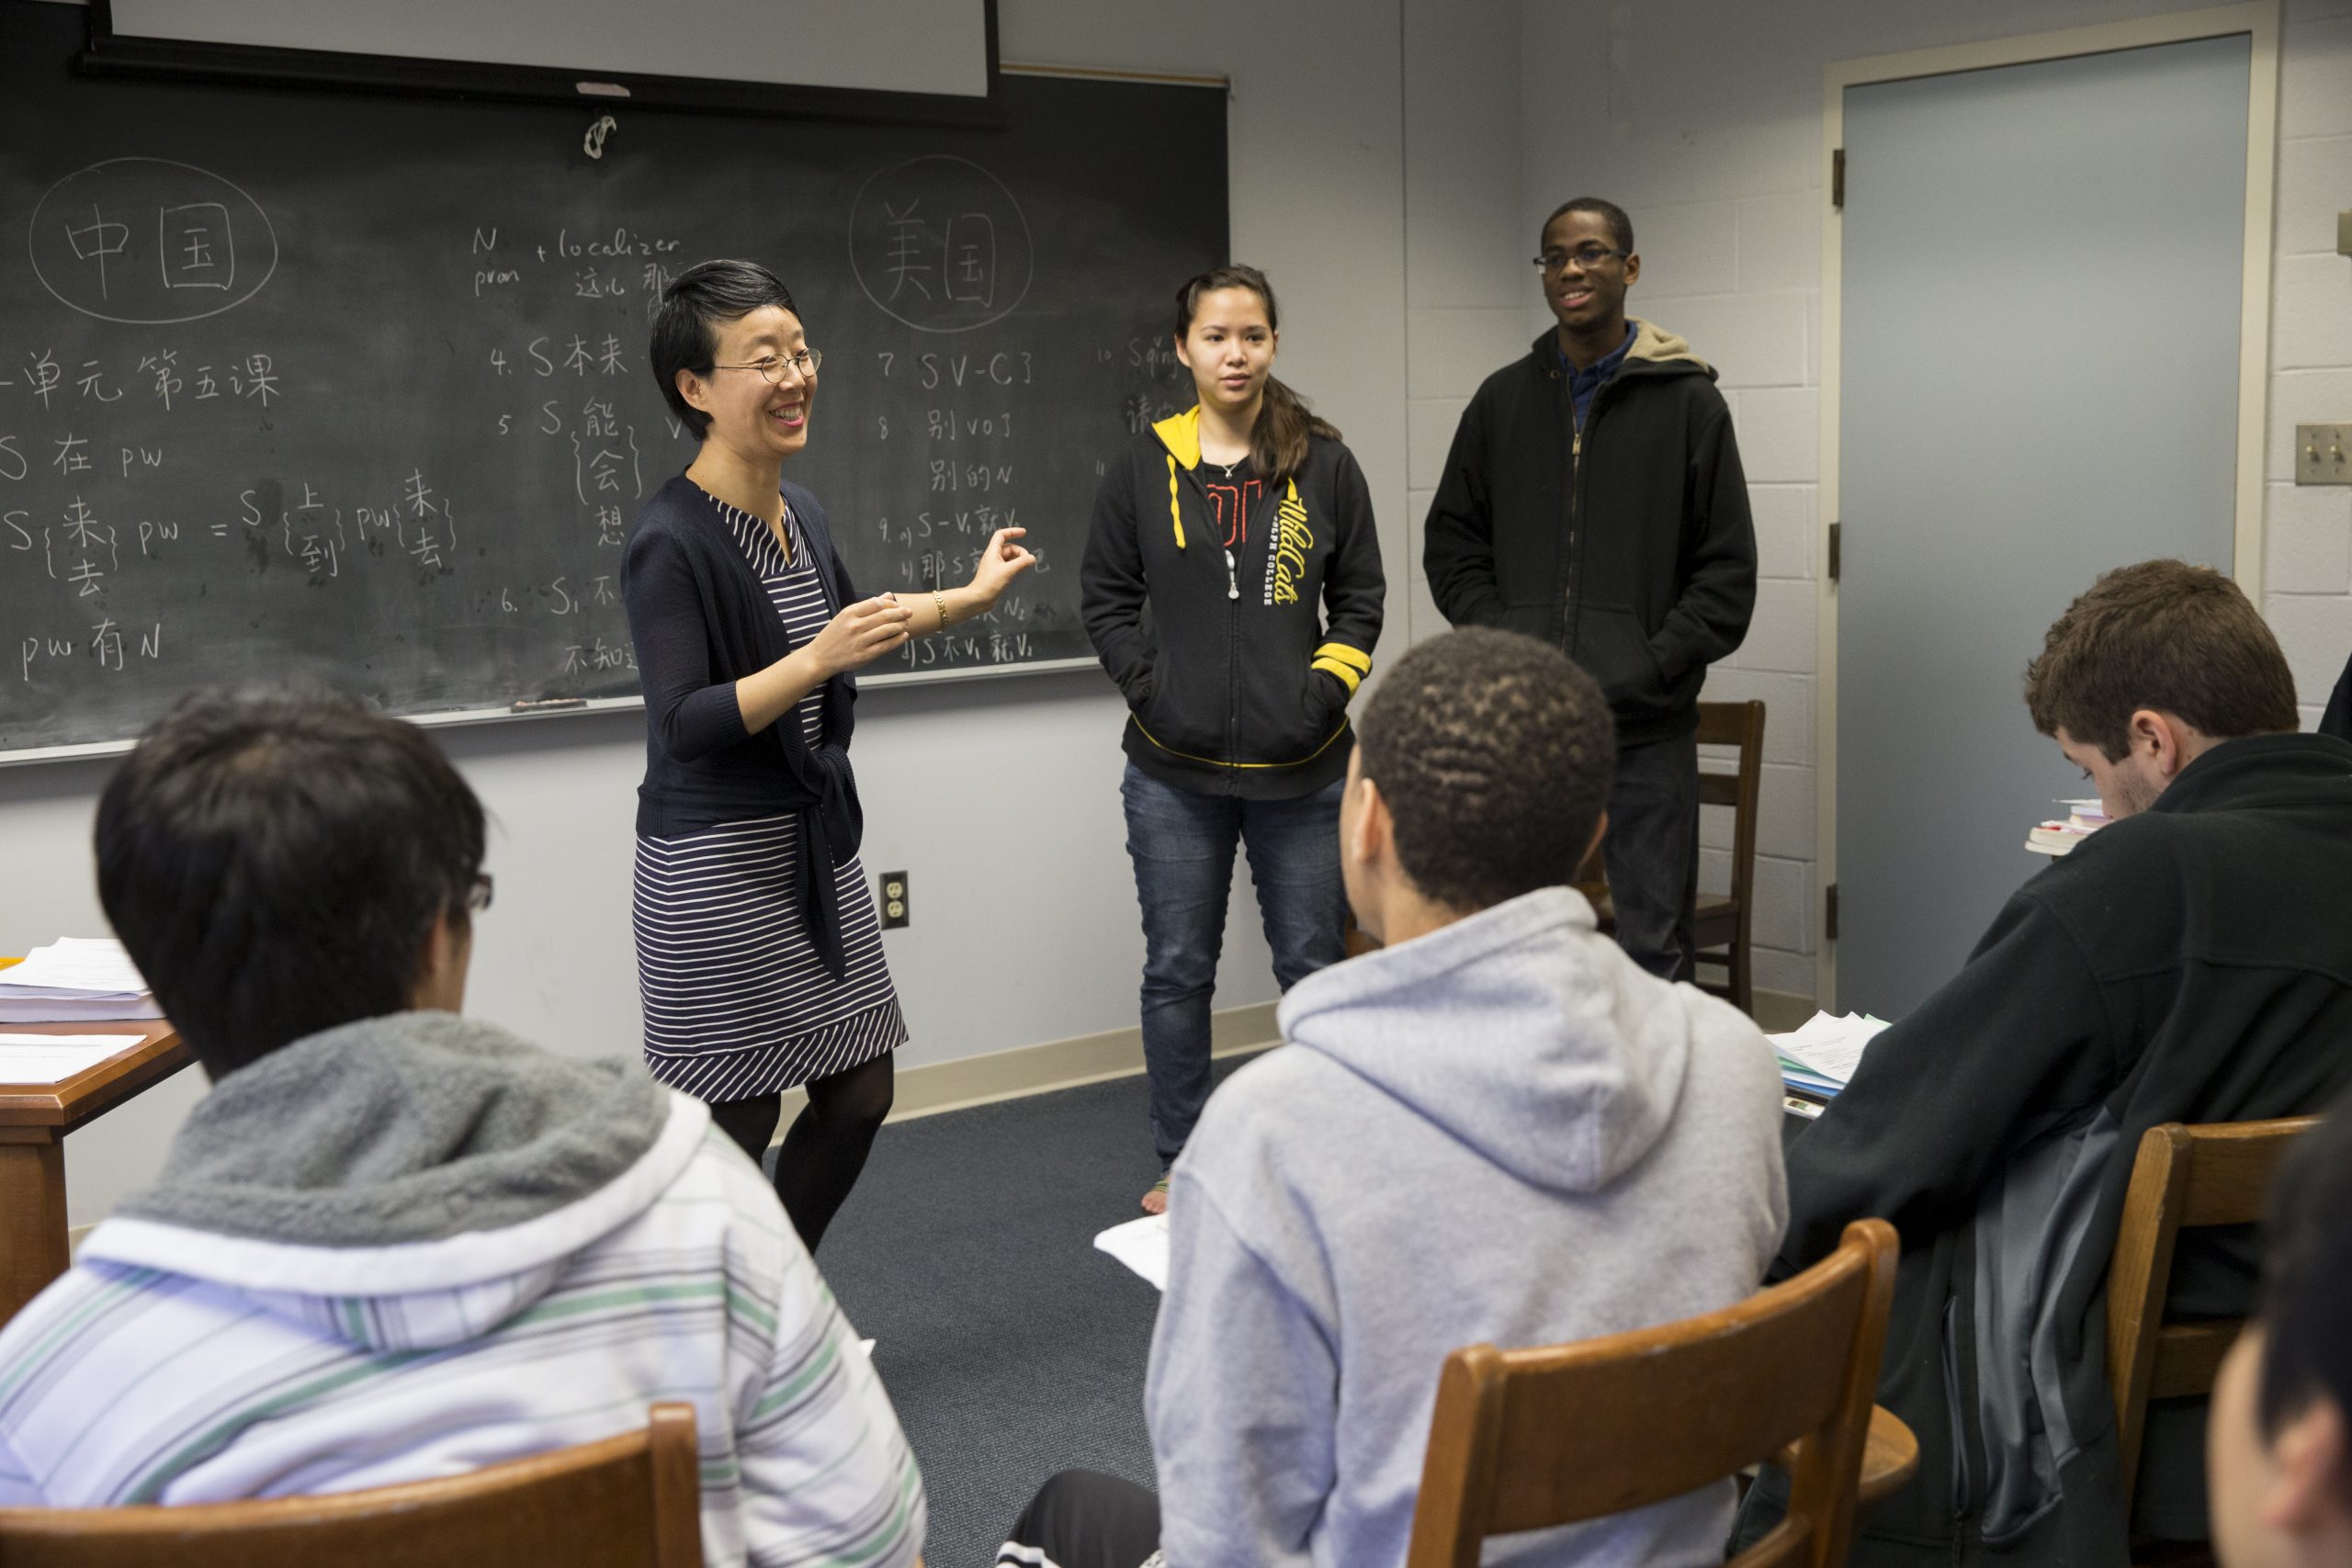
[1165,455,1186,550]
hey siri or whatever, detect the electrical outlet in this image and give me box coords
[878,870,910,930]
[2296,425,2352,486]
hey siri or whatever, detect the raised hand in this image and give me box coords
[966,527,1038,605]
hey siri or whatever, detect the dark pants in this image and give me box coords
[707,1051,894,1255]
[1602,728,1701,983]
[998,1470,1161,1568]
[1121,762,1346,1168]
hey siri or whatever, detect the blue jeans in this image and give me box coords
[1121,762,1346,1168]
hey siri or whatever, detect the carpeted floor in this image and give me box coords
[784,1055,1257,1568]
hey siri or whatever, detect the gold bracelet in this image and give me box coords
[933,588,950,631]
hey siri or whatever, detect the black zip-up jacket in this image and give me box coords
[1745,733,2352,1568]
[1422,321,1756,744]
[1082,408,1385,799]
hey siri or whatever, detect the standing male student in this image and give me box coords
[1423,196,1756,981]
[0,685,926,1568]
[1740,562,2352,1568]
[997,629,1788,1568]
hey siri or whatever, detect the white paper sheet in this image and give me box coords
[0,1033,148,1085]
[1093,1213,1170,1292]
[1767,1011,1894,1088]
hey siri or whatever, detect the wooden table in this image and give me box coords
[0,994,193,1325]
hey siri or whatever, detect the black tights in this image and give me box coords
[707,1053,894,1254]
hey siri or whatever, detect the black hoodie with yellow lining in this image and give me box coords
[1081,406,1385,799]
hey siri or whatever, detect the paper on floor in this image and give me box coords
[1093,1213,1170,1292]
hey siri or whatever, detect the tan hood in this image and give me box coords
[1626,317,1711,373]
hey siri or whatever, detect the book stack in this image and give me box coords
[2025,797,2111,856]
[0,937,162,1022]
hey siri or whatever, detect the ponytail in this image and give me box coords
[1172,264,1342,487]
[1252,376,1342,489]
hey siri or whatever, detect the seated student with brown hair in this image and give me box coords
[999,627,1789,1568]
[1739,561,2352,1568]
[0,683,926,1568]
[2208,1092,2352,1568]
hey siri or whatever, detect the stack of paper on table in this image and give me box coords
[0,938,162,1022]
[1769,1010,1894,1100]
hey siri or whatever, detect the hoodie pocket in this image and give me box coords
[1573,604,1668,716]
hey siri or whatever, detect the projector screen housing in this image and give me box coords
[82,0,1001,124]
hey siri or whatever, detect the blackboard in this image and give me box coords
[0,1,1225,761]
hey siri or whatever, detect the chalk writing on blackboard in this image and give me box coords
[29,159,278,326]
[848,155,1034,333]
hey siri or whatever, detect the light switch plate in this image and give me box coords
[2296,424,2352,486]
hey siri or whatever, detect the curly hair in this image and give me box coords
[2023,559,2297,760]
[1355,628,1616,911]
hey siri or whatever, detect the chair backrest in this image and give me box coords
[1694,698,1766,933]
[2106,1117,2316,1506]
[1406,1218,1898,1568]
[0,1403,702,1568]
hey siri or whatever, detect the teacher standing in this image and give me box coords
[624,259,1033,1251]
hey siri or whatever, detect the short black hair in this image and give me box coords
[2256,1092,2352,1482]
[1543,197,1634,254]
[1356,628,1617,911]
[95,682,487,1080]
[649,259,798,441]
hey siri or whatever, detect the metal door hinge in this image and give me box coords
[1827,521,1841,583]
[1832,148,1845,209]
[1826,882,1839,942]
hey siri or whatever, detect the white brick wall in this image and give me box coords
[1404,0,1526,645]
[1523,0,2352,1005]
[2271,3,2352,739]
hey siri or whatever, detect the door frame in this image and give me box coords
[1813,3,2279,1007]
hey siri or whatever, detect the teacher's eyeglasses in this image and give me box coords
[711,348,823,385]
[467,874,495,915]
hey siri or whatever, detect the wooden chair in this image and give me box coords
[1407,1217,1901,1568]
[2106,1117,2317,1513]
[0,1403,702,1568]
[1582,698,1767,1014]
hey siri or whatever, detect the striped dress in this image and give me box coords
[632,491,908,1102]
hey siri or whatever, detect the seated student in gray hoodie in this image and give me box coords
[998,627,1790,1568]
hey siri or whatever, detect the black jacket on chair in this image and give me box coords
[1422,321,1756,744]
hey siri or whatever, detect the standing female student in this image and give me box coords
[625,258,1034,1251]
[1082,265,1385,1213]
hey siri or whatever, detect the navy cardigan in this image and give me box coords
[622,473,865,978]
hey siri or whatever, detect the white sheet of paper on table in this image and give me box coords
[1093,1213,1170,1292]
[0,1033,148,1085]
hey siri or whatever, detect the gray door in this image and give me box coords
[1837,36,2247,1016]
